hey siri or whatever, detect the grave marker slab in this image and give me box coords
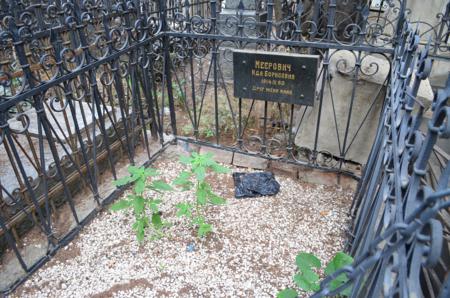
[233,50,319,106]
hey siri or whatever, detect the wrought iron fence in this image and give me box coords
[167,0,398,177]
[0,0,448,296]
[0,0,173,293]
[314,24,450,298]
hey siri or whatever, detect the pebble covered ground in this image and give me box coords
[14,156,353,298]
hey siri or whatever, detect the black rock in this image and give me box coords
[233,172,280,198]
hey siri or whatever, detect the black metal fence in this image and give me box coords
[0,0,172,292]
[315,26,450,298]
[0,0,449,296]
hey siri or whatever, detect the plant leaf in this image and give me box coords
[296,252,321,271]
[132,196,145,214]
[194,166,206,181]
[150,180,173,191]
[173,171,192,186]
[134,179,146,194]
[144,168,159,177]
[210,163,230,174]
[179,155,193,165]
[112,176,134,187]
[197,222,212,238]
[301,267,320,283]
[328,277,352,296]
[325,252,353,296]
[196,186,208,205]
[210,193,226,205]
[127,165,142,175]
[176,202,193,218]
[192,216,205,225]
[152,213,163,229]
[324,252,353,275]
[277,288,298,298]
[293,252,321,292]
[136,227,145,242]
[294,273,320,292]
[133,217,148,242]
[148,199,162,213]
[202,152,214,163]
[110,199,131,211]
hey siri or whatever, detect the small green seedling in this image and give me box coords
[323,252,354,296]
[277,251,354,298]
[173,152,230,238]
[111,166,172,243]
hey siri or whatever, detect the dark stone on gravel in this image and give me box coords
[233,172,280,198]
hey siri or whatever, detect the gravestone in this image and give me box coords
[224,0,256,10]
[218,0,260,37]
[219,0,268,38]
[7,101,119,142]
[293,50,433,165]
[217,0,266,81]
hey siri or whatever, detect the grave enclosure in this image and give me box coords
[0,0,450,297]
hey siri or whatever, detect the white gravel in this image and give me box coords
[14,157,353,298]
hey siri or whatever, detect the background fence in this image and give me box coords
[0,0,449,296]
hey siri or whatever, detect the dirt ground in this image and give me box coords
[13,148,353,298]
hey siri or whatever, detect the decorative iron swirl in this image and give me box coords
[8,112,30,134]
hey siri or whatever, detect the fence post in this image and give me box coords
[394,0,408,47]
[160,0,178,137]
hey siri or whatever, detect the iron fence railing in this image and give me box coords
[315,25,450,298]
[0,0,449,296]
[0,0,173,293]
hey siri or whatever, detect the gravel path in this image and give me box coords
[14,157,353,298]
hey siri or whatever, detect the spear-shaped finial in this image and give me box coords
[184,0,190,17]
[296,0,304,17]
[238,0,245,12]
